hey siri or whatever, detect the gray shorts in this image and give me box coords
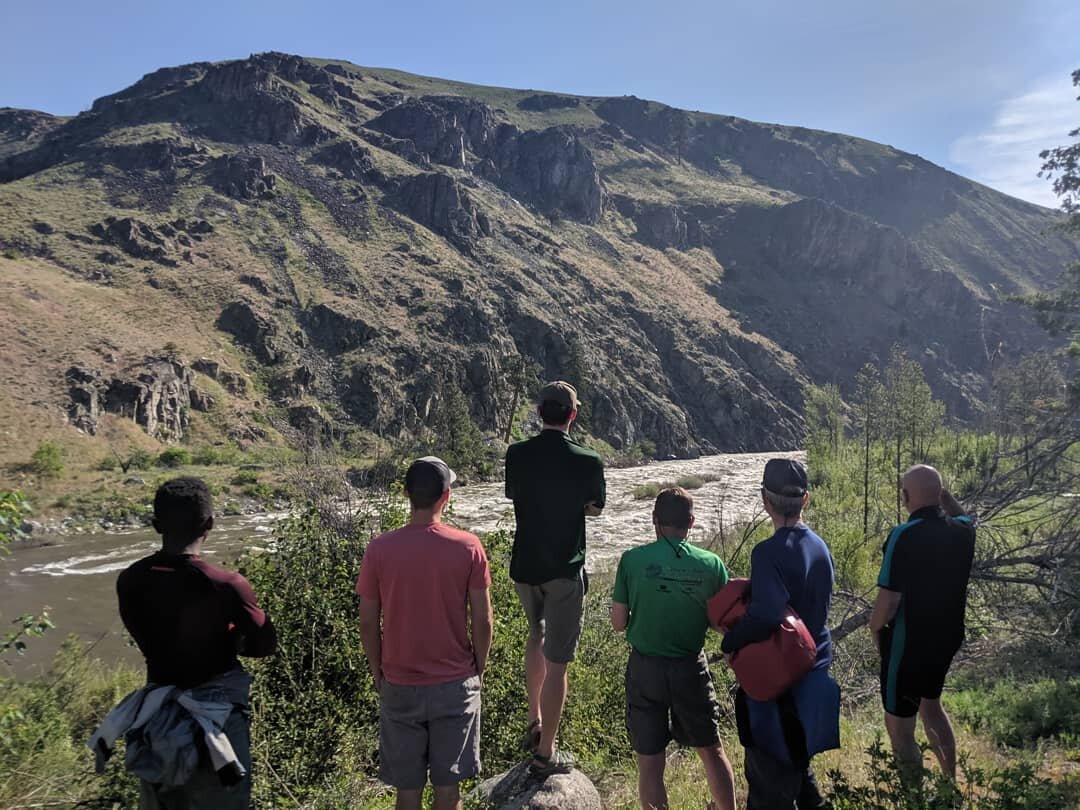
[625,649,721,755]
[379,675,482,789]
[514,571,585,664]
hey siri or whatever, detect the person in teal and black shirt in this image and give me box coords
[611,487,736,810]
[870,464,975,786]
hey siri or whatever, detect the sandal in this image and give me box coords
[529,748,576,776]
[518,719,542,754]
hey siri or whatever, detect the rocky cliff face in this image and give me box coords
[0,52,1075,458]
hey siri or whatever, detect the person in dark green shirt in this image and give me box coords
[505,381,605,775]
[611,487,736,810]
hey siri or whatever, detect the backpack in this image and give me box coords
[707,578,817,701]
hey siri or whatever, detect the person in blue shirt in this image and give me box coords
[721,458,840,810]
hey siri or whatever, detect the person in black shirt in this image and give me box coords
[505,381,605,775]
[117,477,276,807]
[870,465,975,784]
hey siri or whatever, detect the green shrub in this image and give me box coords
[2,247,21,260]
[94,455,119,472]
[0,489,32,548]
[192,445,241,466]
[242,500,637,805]
[156,448,192,468]
[231,470,260,486]
[946,678,1080,748]
[126,449,156,471]
[675,474,706,490]
[242,483,275,502]
[826,737,1078,809]
[0,640,142,807]
[30,441,64,479]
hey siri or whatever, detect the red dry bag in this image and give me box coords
[707,578,817,701]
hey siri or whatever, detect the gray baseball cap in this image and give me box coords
[404,456,458,496]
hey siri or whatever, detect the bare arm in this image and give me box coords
[869,588,902,652]
[941,487,966,518]
[358,596,383,687]
[610,601,629,632]
[468,587,493,679]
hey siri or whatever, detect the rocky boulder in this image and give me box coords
[89,216,175,265]
[88,216,213,265]
[312,140,380,182]
[66,358,208,439]
[476,762,601,810]
[192,357,249,396]
[216,301,284,363]
[484,127,604,224]
[613,195,701,249]
[302,303,375,353]
[210,154,277,199]
[391,172,491,248]
[367,96,503,169]
[286,401,333,441]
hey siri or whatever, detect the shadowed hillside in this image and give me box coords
[1,52,1075,467]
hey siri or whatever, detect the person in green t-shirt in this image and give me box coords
[611,487,736,810]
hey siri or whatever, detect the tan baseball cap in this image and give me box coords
[539,380,579,410]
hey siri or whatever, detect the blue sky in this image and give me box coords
[1,0,1076,206]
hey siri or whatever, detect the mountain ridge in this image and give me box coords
[0,51,1075,469]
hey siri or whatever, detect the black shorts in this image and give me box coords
[625,648,721,755]
[880,632,956,718]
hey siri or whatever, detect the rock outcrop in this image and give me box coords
[391,172,491,247]
[477,762,602,810]
[88,216,213,266]
[613,195,701,248]
[216,301,285,364]
[65,358,211,439]
[482,127,604,223]
[192,358,250,396]
[312,140,380,182]
[369,96,604,223]
[210,154,277,199]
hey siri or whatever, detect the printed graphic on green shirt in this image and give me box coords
[613,539,729,658]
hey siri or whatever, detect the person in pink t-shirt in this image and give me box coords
[357,456,493,810]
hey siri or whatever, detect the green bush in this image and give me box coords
[0,640,141,807]
[30,441,64,479]
[675,474,706,490]
[2,247,21,260]
[192,445,241,466]
[242,500,638,805]
[94,455,119,472]
[231,470,260,486]
[0,490,31,548]
[157,448,192,468]
[126,449,156,471]
[826,737,1078,809]
[946,678,1080,748]
[242,482,275,502]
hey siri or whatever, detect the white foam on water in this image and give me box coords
[21,542,160,576]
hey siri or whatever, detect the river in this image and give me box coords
[1,450,801,677]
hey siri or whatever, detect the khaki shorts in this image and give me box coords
[379,675,481,789]
[514,570,586,664]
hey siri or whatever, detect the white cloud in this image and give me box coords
[950,73,1077,208]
